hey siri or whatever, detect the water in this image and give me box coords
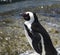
[0,0,60,19]
[0,1,60,13]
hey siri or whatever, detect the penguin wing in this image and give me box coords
[30,31,42,54]
[32,37,42,54]
[24,24,42,54]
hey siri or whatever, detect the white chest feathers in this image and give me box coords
[24,22,32,32]
[24,27,33,48]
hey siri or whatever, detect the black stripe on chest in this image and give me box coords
[24,24,42,54]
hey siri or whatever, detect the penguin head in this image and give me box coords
[20,11,38,24]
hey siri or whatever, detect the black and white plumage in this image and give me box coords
[20,11,60,55]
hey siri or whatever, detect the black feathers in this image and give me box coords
[24,24,42,54]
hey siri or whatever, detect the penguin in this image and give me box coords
[20,11,60,55]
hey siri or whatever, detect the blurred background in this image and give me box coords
[0,0,60,55]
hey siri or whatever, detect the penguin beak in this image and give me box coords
[19,13,23,16]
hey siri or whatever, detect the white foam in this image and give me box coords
[47,22,60,28]
[56,47,60,55]
[20,50,40,55]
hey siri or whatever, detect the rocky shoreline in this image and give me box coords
[0,12,60,55]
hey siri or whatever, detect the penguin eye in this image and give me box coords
[23,13,30,21]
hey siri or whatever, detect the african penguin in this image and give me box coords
[20,11,60,55]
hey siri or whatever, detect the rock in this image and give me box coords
[48,28,59,33]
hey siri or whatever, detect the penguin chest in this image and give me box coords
[24,28,33,49]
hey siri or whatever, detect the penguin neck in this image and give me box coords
[24,17,34,32]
